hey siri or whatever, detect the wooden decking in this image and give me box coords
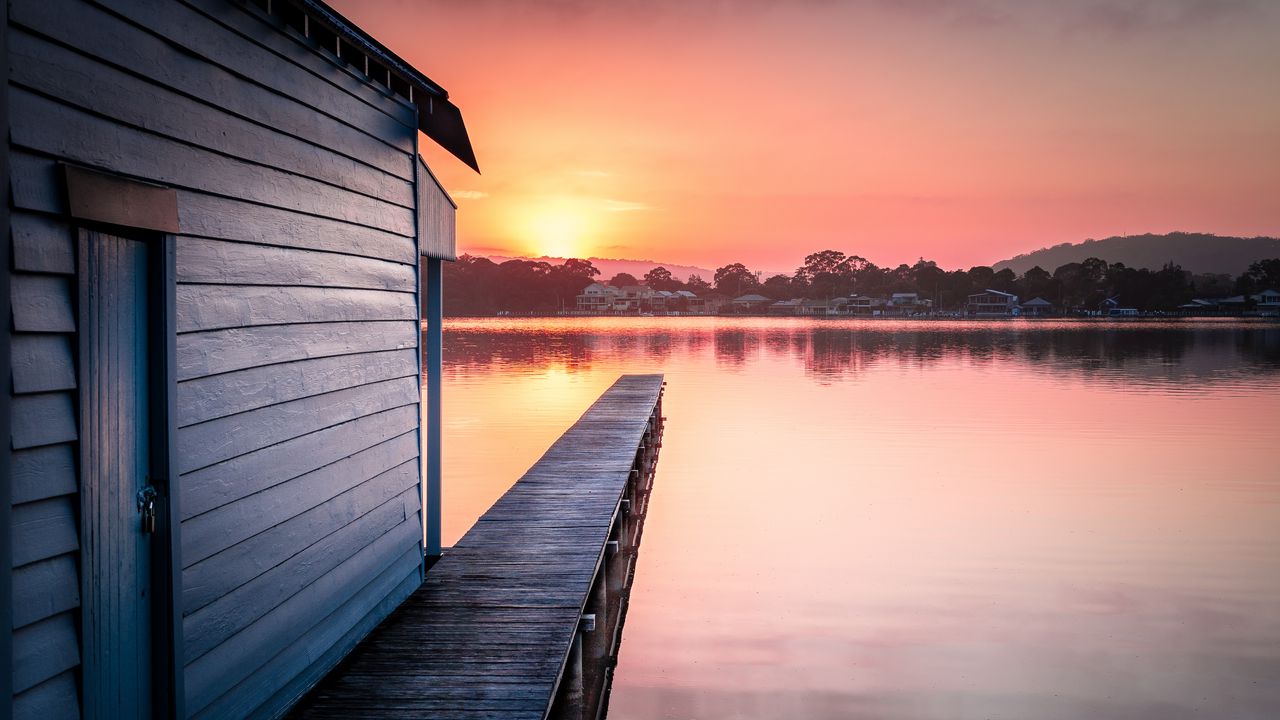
[290,374,666,719]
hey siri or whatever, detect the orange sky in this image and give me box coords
[333,0,1280,272]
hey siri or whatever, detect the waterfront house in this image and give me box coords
[731,294,773,312]
[967,289,1020,316]
[615,285,654,312]
[1020,297,1055,316]
[1216,290,1280,314]
[2,1,475,718]
[671,289,697,312]
[1178,298,1221,315]
[849,295,889,316]
[689,292,728,315]
[576,282,620,312]
[769,299,804,315]
[649,289,676,312]
[888,292,931,316]
[800,298,848,316]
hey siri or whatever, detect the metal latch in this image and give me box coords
[137,486,158,534]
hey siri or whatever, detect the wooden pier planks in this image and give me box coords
[290,374,665,719]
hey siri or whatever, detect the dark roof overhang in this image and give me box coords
[287,0,480,172]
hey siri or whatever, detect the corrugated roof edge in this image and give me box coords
[298,0,480,173]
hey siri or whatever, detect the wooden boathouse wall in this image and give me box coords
[5,0,453,716]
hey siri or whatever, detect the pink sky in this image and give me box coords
[333,0,1280,271]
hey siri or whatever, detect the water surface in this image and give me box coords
[436,318,1280,720]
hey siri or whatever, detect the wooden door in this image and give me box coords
[79,229,157,719]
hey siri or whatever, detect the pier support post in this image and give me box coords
[581,580,611,716]
[424,257,444,559]
[563,629,586,720]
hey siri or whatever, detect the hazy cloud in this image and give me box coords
[603,199,652,212]
[452,190,489,200]
[573,169,612,178]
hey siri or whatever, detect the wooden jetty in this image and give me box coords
[290,374,666,719]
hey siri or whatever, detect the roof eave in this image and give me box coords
[299,0,480,172]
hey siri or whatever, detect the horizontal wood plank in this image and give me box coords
[11,497,80,568]
[11,334,76,395]
[176,320,416,380]
[12,611,80,693]
[10,393,78,450]
[9,28,414,205]
[182,433,419,570]
[11,213,74,274]
[177,376,418,474]
[180,404,418,519]
[176,285,417,333]
[177,348,417,427]
[11,444,78,504]
[9,88,414,235]
[184,482,418,661]
[99,0,417,137]
[178,192,416,263]
[11,0,415,166]
[186,536,422,715]
[12,554,81,629]
[218,561,423,720]
[176,239,415,292]
[11,274,75,333]
[12,670,80,720]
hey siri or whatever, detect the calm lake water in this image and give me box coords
[436,317,1280,720]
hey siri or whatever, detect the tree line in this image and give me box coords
[440,252,1280,316]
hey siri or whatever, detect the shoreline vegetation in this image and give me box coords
[440,252,1280,318]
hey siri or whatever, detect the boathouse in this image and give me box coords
[2,1,473,717]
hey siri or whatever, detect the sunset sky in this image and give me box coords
[333,0,1280,273]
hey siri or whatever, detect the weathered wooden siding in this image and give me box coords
[7,0,429,716]
[418,156,457,261]
[9,205,83,719]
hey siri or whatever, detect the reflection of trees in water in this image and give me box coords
[442,323,1280,385]
[801,326,1280,383]
[713,330,754,368]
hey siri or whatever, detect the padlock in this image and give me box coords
[138,486,158,535]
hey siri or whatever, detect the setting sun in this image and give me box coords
[521,200,591,258]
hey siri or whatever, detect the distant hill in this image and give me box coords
[485,255,714,282]
[992,233,1280,276]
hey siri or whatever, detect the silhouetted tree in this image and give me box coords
[443,250,1261,316]
[1022,265,1053,299]
[686,274,712,293]
[713,263,758,295]
[911,259,945,305]
[550,258,601,309]
[1238,258,1280,293]
[643,266,680,291]
[761,274,794,299]
[794,250,849,298]
[992,268,1018,294]
[967,266,995,289]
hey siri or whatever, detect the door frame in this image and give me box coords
[65,165,184,719]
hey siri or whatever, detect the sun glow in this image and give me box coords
[517,198,595,259]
